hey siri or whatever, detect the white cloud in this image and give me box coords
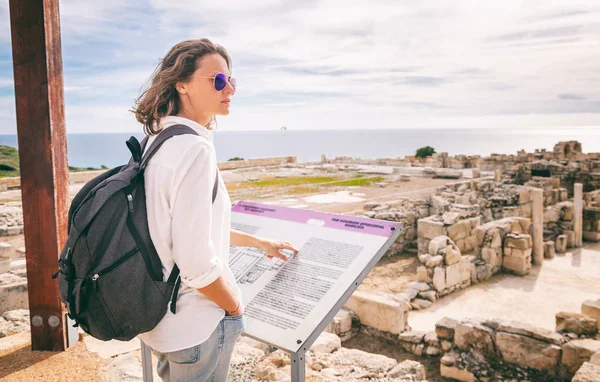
[0,0,599,134]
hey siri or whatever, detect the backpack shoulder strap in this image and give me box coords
[140,124,199,170]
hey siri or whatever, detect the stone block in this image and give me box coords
[344,291,407,334]
[482,247,499,268]
[454,320,496,357]
[387,360,427,380]
[459,257,473,284]
[447,220,470,241]
[455,239,466,253]
[418,291,437,303]
[583,231,600,242]
[505,233,532,249]
[445,248,461,266]
[562,339,600,375]
[426,255,444,268]
[496,332,561,374]
[418,219,444,240]
[582,299,600,331]
[433,267,446,292]
[464,235,476,252]
[544,207,561,223]
[310,332,341,354]
[446,263,461,288]
[503,255,531,276]
[428,236,450,256]
[572,362,600,382]
[486,318,565,345]
[440,365,476,382]
[509,247,533,259]
[324,309,354,338]
[411,298,432,310]
[544,241,556,259]
[556,312,598,335]
[510,221,523,234]
[398,331,426,344]
[556,234,567,253]
[409,282,431,292]
[491,229,502,248]
[474,226,486,246]
[416,266,429,283]
[436,317,458,340]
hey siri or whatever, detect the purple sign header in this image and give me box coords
[231,201,400,237]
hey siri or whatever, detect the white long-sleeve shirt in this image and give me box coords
[137,115,242,353]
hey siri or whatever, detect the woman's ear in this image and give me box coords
[175,81,187,95]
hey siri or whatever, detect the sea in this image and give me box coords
[0,127,598,168]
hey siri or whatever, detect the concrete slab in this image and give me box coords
[409,242,600,332]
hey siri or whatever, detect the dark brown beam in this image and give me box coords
[9,0,70,351]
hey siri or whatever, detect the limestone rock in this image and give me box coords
[433,267,446,292]
[429,236,450,256]
[582,299,600,331]
[454,320,496,357]
[418,290,437,303]
[426,255,444,268]
[399,331,426,344]
[325,347,397,375]
[485,318,565,345]
[562,339,600,374]
[446,263,462,288]
[310,332,341,354]
[495,332,561,374]
[544,241,556,259]
[505,233,532,249]
[386,359,427,380]
[436,317,458,340]
[424,331,438,346]
[416,266,429,282]
[556,312,598,336]
[572,362,600,382]
[418,219,444,240]
[445,248,461,266]
[425,346,440,356]
[556,234,568,253]
[411,298,432,310]
[344,291,407,334]
[503,255,531,276]
[409,282,431,292]
[440,364,477,382]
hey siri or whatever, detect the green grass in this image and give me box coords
[227,175,386,194]
[0,145,107,178]
[0,146,20,177]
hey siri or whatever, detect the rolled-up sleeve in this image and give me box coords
[170,142,223,289]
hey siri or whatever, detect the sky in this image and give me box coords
[0,0,599,133]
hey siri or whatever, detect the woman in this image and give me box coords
[132,38,299,381]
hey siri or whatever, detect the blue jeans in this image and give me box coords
[149,314,246,381]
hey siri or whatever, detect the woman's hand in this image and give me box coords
[257,238,299,261]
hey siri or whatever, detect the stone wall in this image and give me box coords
[397,310,600,381]
[360,198,430,256]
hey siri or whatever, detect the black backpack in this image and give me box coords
[52,125,219,341]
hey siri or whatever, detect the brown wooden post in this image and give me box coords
[9,0,70,351]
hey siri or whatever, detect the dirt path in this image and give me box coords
[0,333,108,382]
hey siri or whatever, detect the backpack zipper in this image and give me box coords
[127,194,134,213]
[91,246,139,283]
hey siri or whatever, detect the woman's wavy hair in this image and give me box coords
[132,38,232,135]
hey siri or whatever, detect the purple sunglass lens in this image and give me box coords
[214,73,228,91]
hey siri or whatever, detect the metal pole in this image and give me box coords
[141,340,154,382]
[291,351,306,382]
